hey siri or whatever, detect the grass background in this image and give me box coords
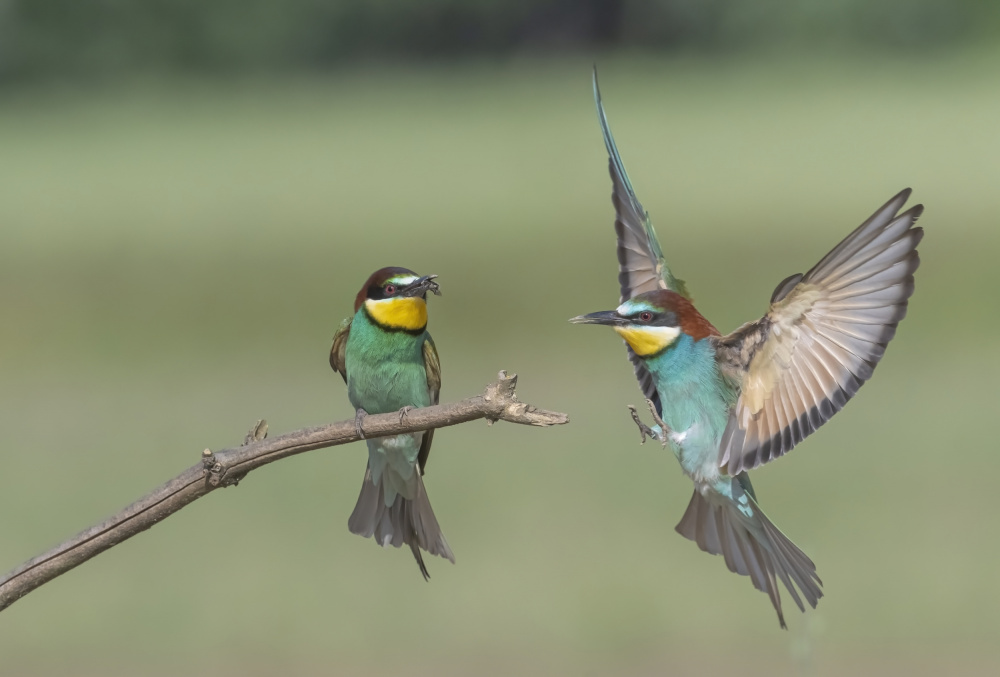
[1,50,998,675]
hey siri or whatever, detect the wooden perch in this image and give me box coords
[0,370,568,613]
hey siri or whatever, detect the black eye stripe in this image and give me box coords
[629,310,678,326]
[366,278,416,301]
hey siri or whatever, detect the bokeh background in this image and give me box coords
[2,2,999,675]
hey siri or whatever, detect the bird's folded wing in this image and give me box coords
[714,189,923,475]
[417,335,441,474]
[329,317,352,383]
[593,70,689,414]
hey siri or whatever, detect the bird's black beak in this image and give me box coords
[569,310,626,326]
[401,274,441,298]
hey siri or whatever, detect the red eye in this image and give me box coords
[385,284,396,294]
[639,311,653,322]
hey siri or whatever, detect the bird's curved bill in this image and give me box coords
[569,310,625,326]
[401,274,441,297]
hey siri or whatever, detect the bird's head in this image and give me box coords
[570,289,717,358]
[355,266,441,332]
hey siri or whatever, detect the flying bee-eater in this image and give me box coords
[330,266,454,579]
[571,74,923,627]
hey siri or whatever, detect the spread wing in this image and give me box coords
[329,317,352,382]
[594,69,689,414]
[715,189,923,475]
[417,335,441,474]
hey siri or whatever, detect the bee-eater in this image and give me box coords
[330,266,454,579]
[571,76,922,627]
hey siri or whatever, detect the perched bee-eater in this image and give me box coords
[571,76,922,627]
[330,267,454,579]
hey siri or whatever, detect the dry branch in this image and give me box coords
[0,370,567,613]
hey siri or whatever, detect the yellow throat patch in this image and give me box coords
[365,297,427,332]
[614,325,681,357]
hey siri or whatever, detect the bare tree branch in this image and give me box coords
[0,370,568,614]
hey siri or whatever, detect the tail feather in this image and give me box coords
[347,467,380,538]
[676,479,822,629]
[348,465,454,580]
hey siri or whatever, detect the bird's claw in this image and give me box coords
[354,408,369,439]
[628,404,659,445]
[645,399,670,448]
[628,401,669,448]
[398,405,414,424]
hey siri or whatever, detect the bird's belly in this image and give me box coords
[666,423,723,485]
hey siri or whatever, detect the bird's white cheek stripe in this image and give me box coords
[365,297,427,331]
[613,325,681,357]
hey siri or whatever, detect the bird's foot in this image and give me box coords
[628,404,660,446]
[354,408,369,439]
[397,405,415,424]
[645,399,670,449]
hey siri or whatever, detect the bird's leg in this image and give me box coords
[645,399,670,448]
[397,405,415,424]
[354,408,369,439]
[628,404,659,445]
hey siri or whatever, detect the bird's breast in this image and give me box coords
[343,316,431,413]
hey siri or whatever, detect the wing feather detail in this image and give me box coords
[329,317,352,382]
[417,336,441,475]
[593,69,689,415]
[716,189,923,474]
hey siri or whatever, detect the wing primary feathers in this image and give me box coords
[593,67,645,228]
[593,68,693,414]
[716,190,923,474]
[417,336,442,475]
[592,67,690,303]
[806,188,912,281]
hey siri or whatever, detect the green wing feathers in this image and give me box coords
[330,317,352,382]
[417,335,441,474]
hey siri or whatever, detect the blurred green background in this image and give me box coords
[2,2,1000,676]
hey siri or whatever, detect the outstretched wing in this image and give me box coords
[715,189,923,475]
[417,335,441,474]
[329,317,352,382]
[593,69,689,414]
[593,70,689,304]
